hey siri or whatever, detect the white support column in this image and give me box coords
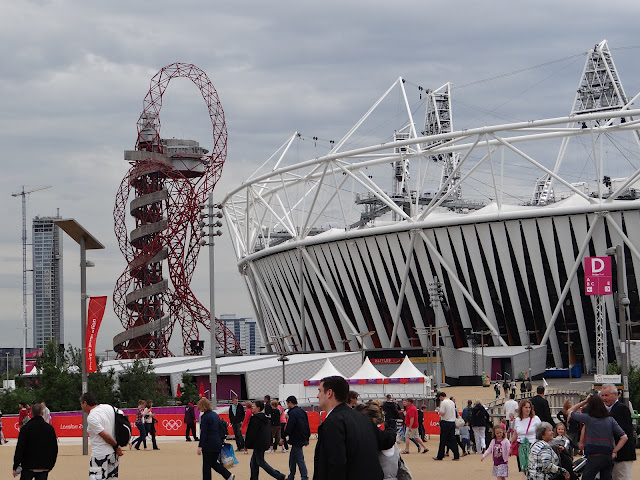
[389,231,418,347]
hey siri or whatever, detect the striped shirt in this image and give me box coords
[527,440,564,480]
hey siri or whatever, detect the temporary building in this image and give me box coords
[347,357,387,398]
[385,356,431,397]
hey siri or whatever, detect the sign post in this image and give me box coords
[584,257,612,375]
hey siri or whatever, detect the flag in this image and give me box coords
[86,296,107,373]
[176,383,182,398]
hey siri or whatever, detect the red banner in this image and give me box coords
[86,296,107,373]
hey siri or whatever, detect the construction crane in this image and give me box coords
[11,185,52,373]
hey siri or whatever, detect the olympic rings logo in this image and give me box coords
[162,419,183,431]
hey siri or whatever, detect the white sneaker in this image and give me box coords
[228,474,235,480]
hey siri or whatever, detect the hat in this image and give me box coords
[438,391,446,398]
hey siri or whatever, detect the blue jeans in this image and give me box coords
[133,422,147,449]
[250,450,284,480]
[287,445,308,480]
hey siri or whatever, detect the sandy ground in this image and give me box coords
[3,436,639,480]
[3,381,636,479]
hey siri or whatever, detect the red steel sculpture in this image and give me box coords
[113,63,240,358]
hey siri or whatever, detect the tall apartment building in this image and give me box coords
[219,314,262,355]
[32,215,63,349]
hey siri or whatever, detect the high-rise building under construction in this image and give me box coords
[32,215,63,349]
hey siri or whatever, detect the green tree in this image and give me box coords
[178,373,199,403]
[606,362,640,407]
[118,358,168,407]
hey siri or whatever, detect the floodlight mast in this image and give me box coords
[11,185,52,373]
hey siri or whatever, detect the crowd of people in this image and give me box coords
[4,380,637,480]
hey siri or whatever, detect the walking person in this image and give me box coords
[510,399,541,476]
[600,383,636,480]
[143,399,159,450]
[241,401,253,454]
[494,382,501,399]
[245,400,286,480]
[314,375,384,480]
[12,402,58,479]
[433,391,459,461]
[228,396,245,452]
[80,392,125,480]
[481,424,511,480]
[132,400,148,450]
[504,394,519,433]
[18,402,30,430]
[269,400,282,454]
[0,408,8,444]
[418,405,426,441]
[277,401,288,452]
[530,386,554,425]
[460,421,472,455]
[284,396,310,480]
[470,399,490,454]
[569,393,628,480]
[186,399,199,442]
[197,397,235,480]
[382,394,400,431]
[401,398,428,454]
[41,402,51,425]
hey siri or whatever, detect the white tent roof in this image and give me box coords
[308,358,344,380]
[349,358,387,380]
[389,356,427,378]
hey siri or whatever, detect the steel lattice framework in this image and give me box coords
[113,63,240,358]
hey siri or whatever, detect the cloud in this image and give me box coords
[2,0,640,355]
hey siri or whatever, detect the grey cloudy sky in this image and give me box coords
[2,0,640,355]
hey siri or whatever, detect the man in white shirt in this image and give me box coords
[503,393,519,433]
[80,392,124,480]
[433,391,459,460]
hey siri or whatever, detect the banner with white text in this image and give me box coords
[86,296,107,373]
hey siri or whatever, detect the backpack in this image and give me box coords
[112,406,132,447]
[219,417,229,441]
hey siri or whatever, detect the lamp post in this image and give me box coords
[54,219,104,456]
[414,325,446,387]
[606,245,630,406]
[349,331,375,363]
[470,329,491,381]
[5,352,9,387]
[199,193,223,408]
[558,327,577,379]
[278,353,290,384]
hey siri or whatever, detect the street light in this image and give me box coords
[414,325,446,386]
[199,193,223,408]
[348,331,375,363]
[277,353,290,384]
[54,218,104,456]
[5,352,9,387]
[606,245,630,406]
[558,327,577,379]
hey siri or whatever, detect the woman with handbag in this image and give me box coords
[509,399,541,476]
[197,397,235,480]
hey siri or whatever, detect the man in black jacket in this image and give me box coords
[228,396,245,452]
[13,402,58,479]
[601,384,636,480]
[245,400,285,480]
[185,399,199,441]
[382,394,400,431]
[530,386,554,425]
[284,396,310,480]
[314,376,383,480]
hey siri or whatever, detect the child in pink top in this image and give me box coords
[482,424,510,480]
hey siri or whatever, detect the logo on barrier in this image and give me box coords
[14,421,20,432]
[162,419,183,431]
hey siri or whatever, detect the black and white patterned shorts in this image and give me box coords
[89,452,119,480]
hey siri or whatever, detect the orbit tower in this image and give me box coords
[113,63,240,358]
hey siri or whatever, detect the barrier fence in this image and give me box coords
[1,410,444,439]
